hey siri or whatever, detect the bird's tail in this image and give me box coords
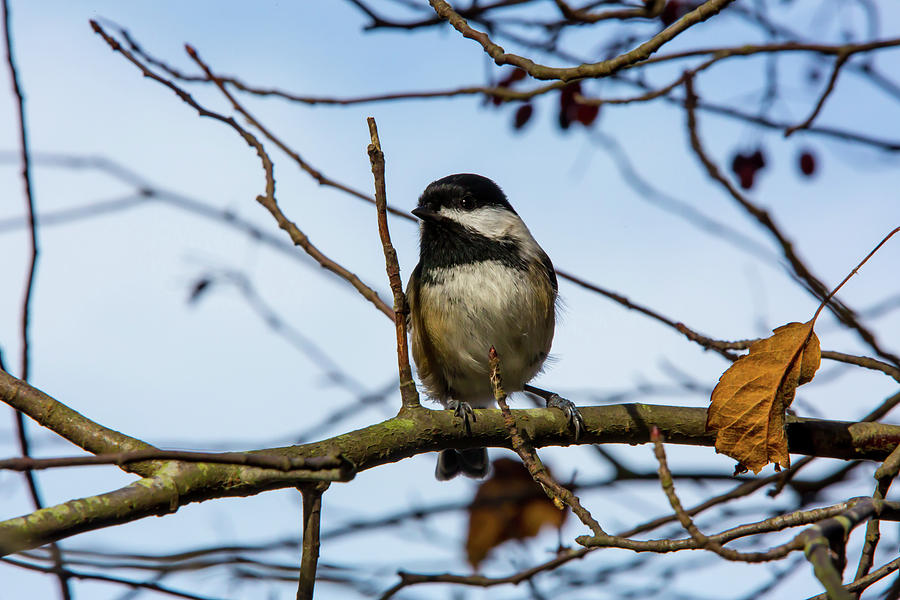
[435,448,489,480]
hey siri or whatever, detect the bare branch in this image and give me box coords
[296,482,329,600]
[1,556,220,600]
[89,21,393,320]
[490,346,603,535]
[1,1,69,596]
[0,368,155,467]
[683,73,900,367]
[552,0,665,23]
[427,0,735,80]
[366,118,420,411]
[5,365,900,555]
[650,428,803,562]
[785,52,850,137]
[0,448,350,474]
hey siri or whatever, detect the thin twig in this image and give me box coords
[366,118,419,411]
[683,72,900,367]
[1,556,218,600]
[106,21,415,218]
[785,52,850,136]
[121,17,900,152]
[2,0,36,384]
[90,21,393,320]
[552,0,665,23]
[2,2,70,597]
[183,42,394,318]
[0,448,352,476]
[559,272,739,360]
[382,497,899,597]
[489,346,605,535]
[109,18,900,151]
[296,482,329,600]
[429,0,735,81]
[649,427,804,562]
[809,226,900,323]
[14,153,899,387]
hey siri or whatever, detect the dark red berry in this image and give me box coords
[749,149,766,169]
[735,164,756,189]
[507,68,526,84]
[730,148,767,190]
[798,150,817,177]
[513,104,533,130]
[558,81,587,129]
[497,68,527,88]
[575,103,600,126]
[559,81,581,109]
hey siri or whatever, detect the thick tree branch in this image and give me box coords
[3,368,900,555]
[428,0,736,81]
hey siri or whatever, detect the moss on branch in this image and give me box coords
[1,369,898,555]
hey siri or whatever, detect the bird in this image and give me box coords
[406,173,583,480]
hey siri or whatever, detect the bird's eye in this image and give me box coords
[461,195,475,210]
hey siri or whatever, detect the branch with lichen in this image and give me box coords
[4,366,900,556]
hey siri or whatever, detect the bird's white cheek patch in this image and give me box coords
[439,207,544,261]
[439,207,519,238]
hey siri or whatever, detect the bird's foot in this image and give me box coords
[446,399,476,435]
[546,394,584,440]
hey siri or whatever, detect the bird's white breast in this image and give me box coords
[415,260,554,406]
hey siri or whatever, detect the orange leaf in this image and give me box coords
[706,321,821,474]
[465,458,566,568]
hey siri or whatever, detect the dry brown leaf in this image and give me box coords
[706,321,821,474]
[465,458,567,568]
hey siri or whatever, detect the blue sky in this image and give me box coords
[1,2,899,598]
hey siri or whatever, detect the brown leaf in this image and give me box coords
[706,321,821,474]
[465,458,566,569]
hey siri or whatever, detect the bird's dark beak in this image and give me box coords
[412,207,442,222]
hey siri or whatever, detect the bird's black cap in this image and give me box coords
[413,174,529,274]
[416,174,516,215]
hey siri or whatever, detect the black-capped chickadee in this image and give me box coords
[406,174,583,480]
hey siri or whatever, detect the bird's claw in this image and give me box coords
[447,399,476,435]
[546,393,584,440]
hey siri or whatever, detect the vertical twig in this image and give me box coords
[296,481,329,600]
[366,118,420,411]
[489,346,605,535]
[2,0,36,381]
[2,2,70,598]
